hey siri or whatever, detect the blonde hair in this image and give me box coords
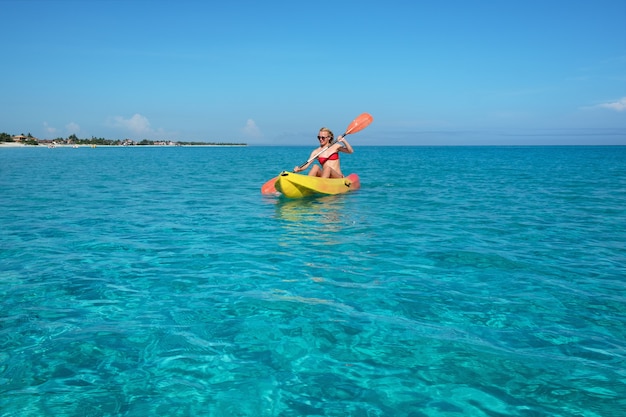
[319,127,334,142]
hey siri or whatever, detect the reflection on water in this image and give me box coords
[271,194,355,251]
[274,195,348,229]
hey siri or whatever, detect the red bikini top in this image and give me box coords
[318,152,339,165]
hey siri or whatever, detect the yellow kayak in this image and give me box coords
[274,171,361,199]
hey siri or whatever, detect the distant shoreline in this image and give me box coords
[0,143,247,148]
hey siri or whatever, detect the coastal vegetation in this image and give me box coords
[1,132,39,145]
[0,132,246,146]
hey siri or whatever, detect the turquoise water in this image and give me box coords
[1,145,625,416]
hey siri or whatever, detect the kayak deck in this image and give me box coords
[274,171,360,199]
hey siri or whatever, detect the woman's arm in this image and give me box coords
[336,137,354,154]
[294,149,318,172]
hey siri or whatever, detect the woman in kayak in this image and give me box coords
[293,127,354,178]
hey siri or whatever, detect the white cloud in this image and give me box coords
[66,122,80,135]
[107,113,173,139]
[241,119,262,139]
[596,97,626,112]
[43,122,57,135]
[111,113,152,135]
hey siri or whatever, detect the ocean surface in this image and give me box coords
[1,145,625,417]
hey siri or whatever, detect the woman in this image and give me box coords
[293,127,354,178]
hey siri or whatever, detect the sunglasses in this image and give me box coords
[317,136,330,140]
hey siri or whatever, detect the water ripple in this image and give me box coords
[1,146,625,416]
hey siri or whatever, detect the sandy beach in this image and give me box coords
[0,142,29,147]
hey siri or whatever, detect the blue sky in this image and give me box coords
[3,0,625,145]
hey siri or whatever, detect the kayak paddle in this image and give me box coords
[261,112,373,195]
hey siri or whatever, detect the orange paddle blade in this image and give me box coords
[344,113,373,135]
[261,176,279,195]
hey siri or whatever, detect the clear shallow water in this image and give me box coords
[1,145,625,416]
